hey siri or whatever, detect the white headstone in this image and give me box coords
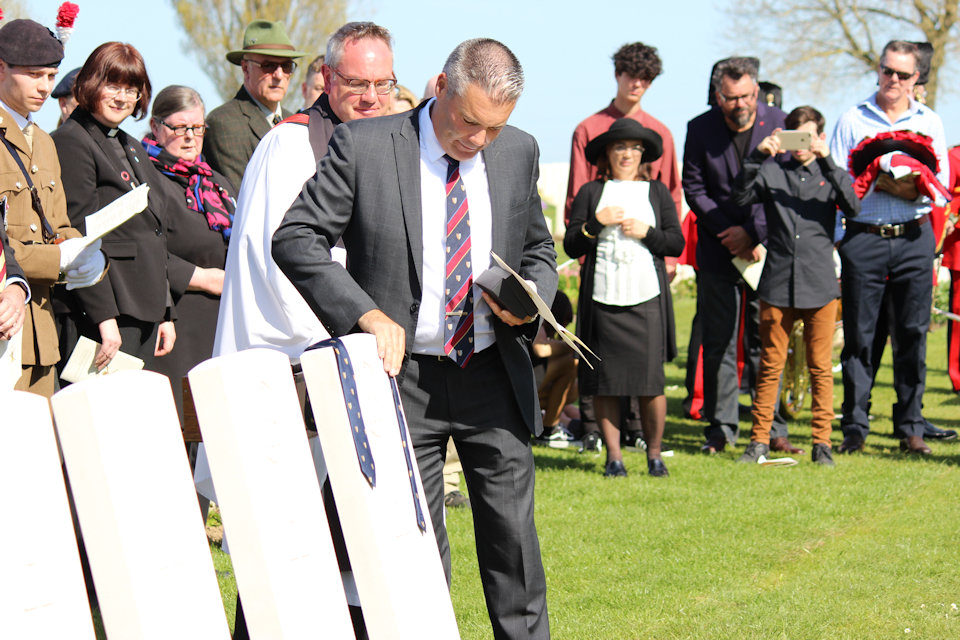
[50,371,229,640]
[300,334,460,640]
[188,348,354,638]
[0,391,95,639]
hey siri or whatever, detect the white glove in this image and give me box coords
[64,250,106,290]
[59,237,98,271]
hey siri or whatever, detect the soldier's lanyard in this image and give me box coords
[0,133,59,243]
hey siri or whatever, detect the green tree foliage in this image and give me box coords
[170,0,346,108]
[727,0,959,108]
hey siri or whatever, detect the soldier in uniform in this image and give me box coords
[0,19,104,396]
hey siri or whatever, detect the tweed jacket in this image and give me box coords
[272,104,559,434]
[0,106,81,366]
[204,86,292,190]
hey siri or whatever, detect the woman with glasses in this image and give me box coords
[141,85,234,405]
[51,43,209,382]
[564,118,684,478]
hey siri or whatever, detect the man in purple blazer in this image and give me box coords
[682,57,795,454]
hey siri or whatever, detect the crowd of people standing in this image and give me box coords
[1,10,958,640]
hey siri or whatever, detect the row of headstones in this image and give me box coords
[3,334,459,639]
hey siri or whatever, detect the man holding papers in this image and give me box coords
[0,19,104,396]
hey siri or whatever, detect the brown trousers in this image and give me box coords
[751,300,837,445]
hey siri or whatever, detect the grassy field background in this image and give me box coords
[211,287,960,639]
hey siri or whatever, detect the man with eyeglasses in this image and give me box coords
[682,56,787,455]
[829,40,949,455]
[208,21,394,640]
[203,19,308,190]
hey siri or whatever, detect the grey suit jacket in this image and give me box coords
[204,86,291,190]
[272,103,558,434]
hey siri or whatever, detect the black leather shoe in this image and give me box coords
[603,459,627,477]
[737,441,769,463]
[900,435,932,455]
[837,434,865,454]
[647,458,669,477]
[923,421,958,441]
[811,443,835,466]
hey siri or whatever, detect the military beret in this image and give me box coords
[0,19,64,67]
[51,67,79,98]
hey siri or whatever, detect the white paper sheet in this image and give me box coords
[489,251,599,367]
[732,244,767,291]
[60,335,144,383]
[81,184,150,248]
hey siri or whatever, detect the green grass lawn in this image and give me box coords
[212,289,960,639]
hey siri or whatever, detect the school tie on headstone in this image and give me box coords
[21,122,33,153]
[443,155,474,367]
[314,337,376,486]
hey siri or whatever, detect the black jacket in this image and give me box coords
[564,179,685,364]
[51,108,194,325]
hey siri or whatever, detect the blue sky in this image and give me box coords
[24,0,957,163]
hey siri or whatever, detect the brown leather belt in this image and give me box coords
[847,214,929,238]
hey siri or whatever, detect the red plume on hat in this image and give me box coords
[55,2,79,44]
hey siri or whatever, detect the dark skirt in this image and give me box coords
[579,296,664,397]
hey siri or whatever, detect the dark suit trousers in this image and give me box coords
[839,224,934,439]
[404,348,549,640]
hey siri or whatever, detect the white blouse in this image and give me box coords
[592,180,660,306]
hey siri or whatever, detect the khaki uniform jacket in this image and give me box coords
[0,107,80,366]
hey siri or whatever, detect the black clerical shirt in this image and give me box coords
[732,148,860,309]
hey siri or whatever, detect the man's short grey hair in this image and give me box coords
[325,22,392,70]
[442,38,524,104]
[151,85,204,121]
[881,40,921,68]
[711,57,759,94]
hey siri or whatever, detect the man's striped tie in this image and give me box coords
[443,155,474,367]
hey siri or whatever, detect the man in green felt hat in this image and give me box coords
[204,19,308,189]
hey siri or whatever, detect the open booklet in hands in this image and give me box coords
[476,252,599,369]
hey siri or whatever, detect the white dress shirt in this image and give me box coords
[592,180,660,306]
[413,99,494,355]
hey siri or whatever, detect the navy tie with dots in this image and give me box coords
[443,154,474,367]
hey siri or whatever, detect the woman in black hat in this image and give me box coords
[564,118,684,477]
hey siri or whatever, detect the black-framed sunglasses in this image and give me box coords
[156,118,206,137]
[880,65,915,81]
[245,58,297,75]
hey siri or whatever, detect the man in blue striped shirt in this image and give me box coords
[829,40,949,455]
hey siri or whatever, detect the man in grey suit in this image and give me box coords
[273,38,555,640]
[204,19,308,189]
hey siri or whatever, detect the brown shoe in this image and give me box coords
[769,437,805,455]
[899,435,931,455]
[837,434,865,454]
